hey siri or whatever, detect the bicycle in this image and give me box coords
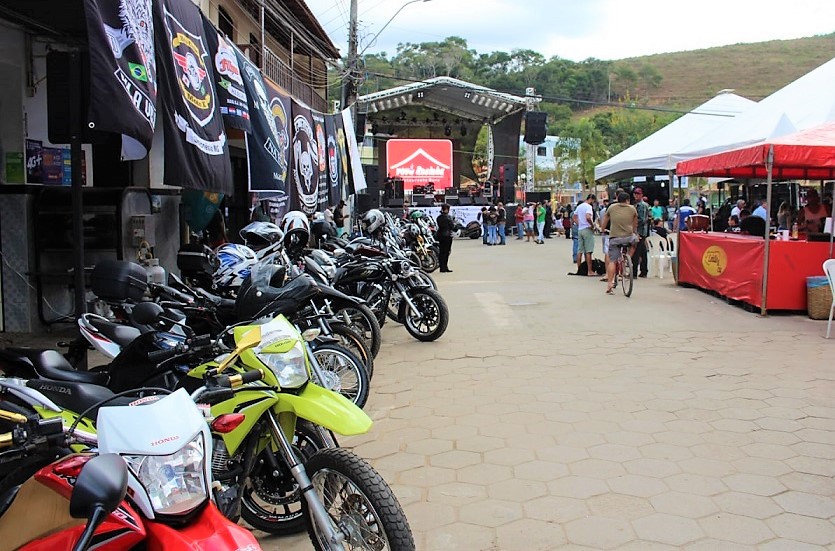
[612,240,634,297]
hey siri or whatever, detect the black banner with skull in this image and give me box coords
[240,52,291,196]
[324,114,344,207]
[153,0,231,194]
[201,14,250,132]
[312,111,329,211]
[83,0,157,160]
[291,101,320,214]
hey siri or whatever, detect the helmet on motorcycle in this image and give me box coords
[361,209,386,234]
[311,218,337,240]
[281,210,311,257]
[409,210,427,222]
[402,222,421,242]
[213,243,258,288]
[239,221,283,250]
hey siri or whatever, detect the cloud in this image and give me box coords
[305,0,835,61]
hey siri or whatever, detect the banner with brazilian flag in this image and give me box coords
[82,0,158,160]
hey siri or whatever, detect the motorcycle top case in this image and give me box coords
[177,244,216,276]
[91,260,149,301]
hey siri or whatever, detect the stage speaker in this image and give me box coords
[524,111,547,145]
[388,198,403,208]
[457,196,471,206]
[446,197,459,206]
[393,178,404,199]
[500,163,517,203]
[415,196,434,207]
[363,165,380,190]
[473,197,487,206]
[355,193,378,214]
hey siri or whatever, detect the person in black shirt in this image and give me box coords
[436,203,455,272]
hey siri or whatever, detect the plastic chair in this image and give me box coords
[666,235,677,276]
[647,233,668,278]
[823,259,835,338]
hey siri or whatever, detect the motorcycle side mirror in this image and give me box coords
[131,302,165,326]
[217,326,262,373]
[69,454,128,551]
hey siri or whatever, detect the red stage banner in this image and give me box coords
[386,139,453,191]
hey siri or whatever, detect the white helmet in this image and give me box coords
[361,209,386,234]
[213,243,258,288]
[281,210,311,256]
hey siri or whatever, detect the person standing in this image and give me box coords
[798,189,830,233]
[777,201,792,230]
[497,202,507,245]
[574,194,596,276]
[436,203,455,273]
[486,206,498,246]
[333,200,346,237]
[676,198,697,231]
[753,198,769,221]
[543,199,554,238]
[631,187,650,278]
[523,203,535,242]
[478,207,489,245]
[534,201,546,244]
[600,191,638,294]
[515,204,525,239]
[730,199,745,219]
[651,199,665,224]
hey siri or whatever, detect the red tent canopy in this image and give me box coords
[677,121,835,179]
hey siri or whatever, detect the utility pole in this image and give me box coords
[342,0,359,128]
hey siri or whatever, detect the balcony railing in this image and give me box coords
[262,47,328,113]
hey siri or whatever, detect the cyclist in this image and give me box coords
[600,191,638,295]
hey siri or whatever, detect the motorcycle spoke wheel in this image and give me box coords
[329,323,374,379]
[304,448,415,551]
[333,304,382,359]
[399,288,449,342]
[241,423,327,535]
[312,344,370,409]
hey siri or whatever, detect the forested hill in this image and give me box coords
[345,32,835,182]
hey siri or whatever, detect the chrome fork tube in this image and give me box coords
[395,281,420,314]
[265,412,344,546]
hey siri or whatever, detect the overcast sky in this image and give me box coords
[303,0,835,62]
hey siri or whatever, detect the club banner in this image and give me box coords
[341,108,367,193]
[201,14,250,132]
[82,0,157,160]
[312,111,329,211]
[291,101,320,214]
[240,53,290,195]
[324,114,343,207]
[154,0,231,193]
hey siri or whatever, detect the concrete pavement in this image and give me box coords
[2,233,833,549]
[262,234,835,550]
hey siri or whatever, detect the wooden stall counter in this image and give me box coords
[677,232,831,311]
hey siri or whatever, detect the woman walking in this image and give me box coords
[523,203,535,242]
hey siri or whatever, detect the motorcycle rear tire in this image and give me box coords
[398,288,449,342]
[311,344,370,409]
[329,322,374,379]
[304,448,415,551]
[331,301,382,359]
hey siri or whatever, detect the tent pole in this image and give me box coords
[760,145,774,316]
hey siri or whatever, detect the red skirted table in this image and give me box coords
[677,232,832,311]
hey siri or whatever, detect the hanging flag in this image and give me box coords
[201,14,250,132]
[292,101,320,214]
[324,114,343,206]
[342,108,367,193]
[312,111,329,211]
[239,52,291,195]
[82,0,157,160]
[334,114,352,196]
[154,0,231,194]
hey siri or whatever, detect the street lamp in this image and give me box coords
[359,0,431,57]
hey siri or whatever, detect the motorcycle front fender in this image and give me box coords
[275,383,372,436]
[143,501,260,550]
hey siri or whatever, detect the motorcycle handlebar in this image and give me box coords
[147,345,183,362]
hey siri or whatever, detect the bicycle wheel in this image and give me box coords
[621,255,634,297]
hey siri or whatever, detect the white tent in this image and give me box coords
[595,91,755,181]
[679,56,835,158]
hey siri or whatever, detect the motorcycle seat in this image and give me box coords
[26,378,129,417]
[88,318,141,347]
[9,348,108,386]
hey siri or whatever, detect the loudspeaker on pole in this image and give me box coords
[524,111,547,145]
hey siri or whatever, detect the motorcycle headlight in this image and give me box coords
[123,434,207,516]
[257,340,308,389]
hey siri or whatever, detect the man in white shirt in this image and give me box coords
[573,194,596,276]
[730,199,745,218]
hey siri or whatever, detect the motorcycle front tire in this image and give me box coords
[331,301,382,359]
[329,322,374,379]
[304,448,415,551]
[311,343,370,409]
[420,249,439,273]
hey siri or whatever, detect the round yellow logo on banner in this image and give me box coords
[702,245,728,276]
